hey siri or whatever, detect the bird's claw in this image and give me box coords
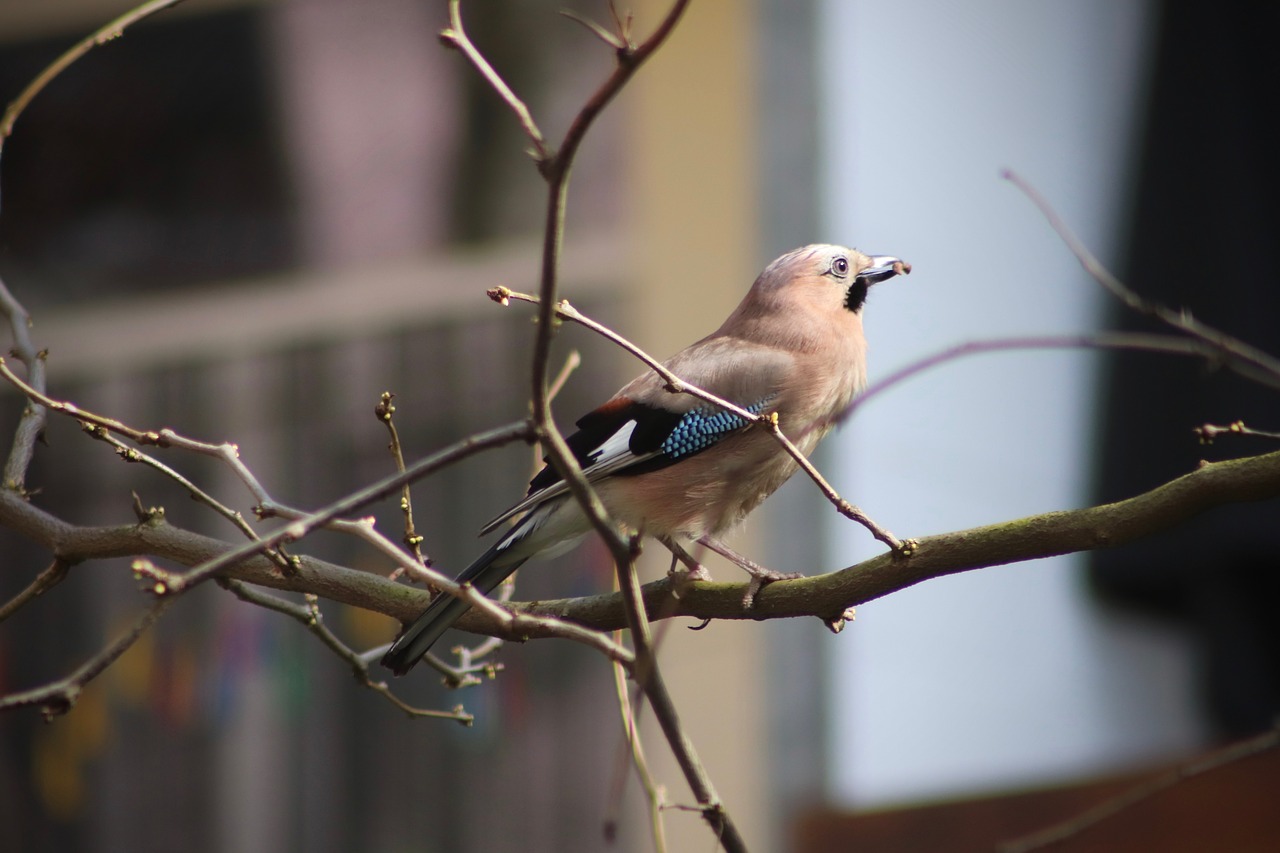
[667,560,711,601]
[741,567,804,610]
[670,562,713,583]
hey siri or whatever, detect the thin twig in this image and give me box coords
[146,420,534,594]
[553,0,692,183]
[218,578,472,723]
[5,447,1280,640]
[83,422,292,568]
[560,9,627,51]
[1004,169,1280,390]
[0,0,191,205]
[488,288,748,412]
[443,351,585,672]
[999,725,1280,853]
[1,359,300,571]
[613,533,746,851]
[0,559,69,623]
[0,276,48,492]
[546,349,583,403]
[529,348,584,493]
[1195,420,1280,445]
[606,645,669,852]
[438,0,549,162]
[842,331,1241,423]
[0,355,283,510]
[463,0,746,846]
[604,579,686,851]
[0,599,170,718]
[488,287,906,550]
[375,392,430,573]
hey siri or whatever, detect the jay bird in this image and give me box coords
[382,244,908,674]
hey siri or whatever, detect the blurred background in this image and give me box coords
[2,1,1277,851]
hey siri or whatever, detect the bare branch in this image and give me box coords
[1004,169,1280,389]
[515,448,1280,632]
[84,423,285,564]
[545,349,582,403]
[843,331,1246,422]
[560,9,627,52]
[0,0,191,205]
[375,392,430,572]
[488,287,905,550]
[552,0,692,182]
[518,0,693,581]
[0,599,170,718]
[469,4,745,843]
[142,420,533,594]
[606,643,670,852]
[614,533,749,852]
[0,558,69,623]
[999,724,1280,853]
[6,445,1279,644]
[1195,420,1280,444]
[219,579,472,724]
[0,276,48,492]
[438,0,549,162]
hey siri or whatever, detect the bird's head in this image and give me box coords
[755,244,910,316]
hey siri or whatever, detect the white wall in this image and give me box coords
[817,0,1204,807]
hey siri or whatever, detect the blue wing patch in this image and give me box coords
[481,393,778,535]
[659,399,773,461]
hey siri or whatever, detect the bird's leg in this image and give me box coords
[696,535,803,609]
[659,537,713,583]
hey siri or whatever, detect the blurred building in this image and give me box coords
[0,1,767,851]
[3,2,1278,853]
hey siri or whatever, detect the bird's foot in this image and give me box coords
[670,562,713,584]
[696,535,803,610]
[741,566,805,610]
[660,537,713,587]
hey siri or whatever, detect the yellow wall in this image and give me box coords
[627,1,771,848]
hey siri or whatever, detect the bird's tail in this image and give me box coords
[381,541,528,676]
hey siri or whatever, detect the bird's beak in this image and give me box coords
[856,255,911,285]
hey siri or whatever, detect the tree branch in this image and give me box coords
[0,558,69,623]
[516,448,1280,632]
[0,598,170,718]
[999,724,1280,853]
[374,392,430,571]
[0,0,191,207]
[219,579,472,723]
[8,443,1277,644]
[1,276,48,492]
[438,0,549,162]
[1004,169,1280,389]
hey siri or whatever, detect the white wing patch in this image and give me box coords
[587,419,637,467]
[479,416,661,536]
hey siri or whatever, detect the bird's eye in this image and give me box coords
[831,256,850,278]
